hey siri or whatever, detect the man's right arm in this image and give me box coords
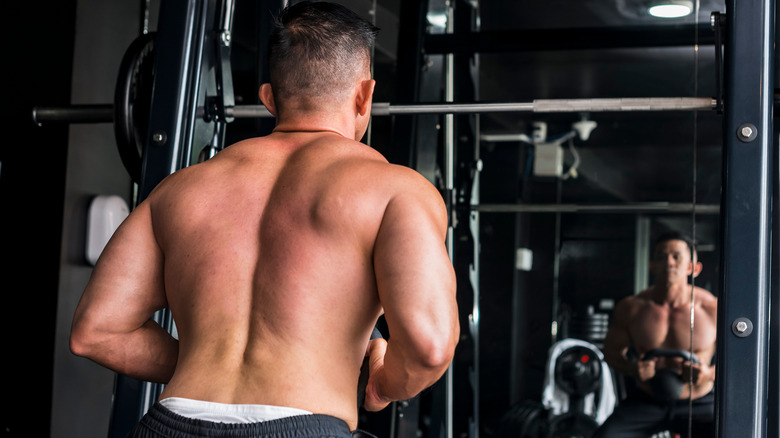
[603,298,643,380]
[364,170,459,411]
[69,200,178,384]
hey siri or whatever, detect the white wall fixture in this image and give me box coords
[86,195,130,266]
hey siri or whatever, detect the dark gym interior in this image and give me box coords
[2,0,778,437]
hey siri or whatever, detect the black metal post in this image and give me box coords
[137,0,211,201]
[387,1,430,437]
[388,0,428,169]
[769,5,780,436]
[769,114,780,438]
[716,0,774,437]
[450,3,480,437]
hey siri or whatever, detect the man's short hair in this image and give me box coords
[268,1,379,106]
[653,231,696,255]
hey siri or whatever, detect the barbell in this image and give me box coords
[33,97,717,125]
[31,33,718,183]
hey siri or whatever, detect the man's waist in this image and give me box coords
[159,397,312,423]
[161,366,361,428]
[637,379,715,402]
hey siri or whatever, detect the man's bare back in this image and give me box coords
[154,133,403,426]
[71,131,457,430]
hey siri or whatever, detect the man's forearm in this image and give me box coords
[696,364,716,385]
[72,319,178,384]
[374,338,453,402]
[121,319,179,383]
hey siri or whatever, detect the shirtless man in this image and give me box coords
[593,232,717,438]
[69,2,459,437]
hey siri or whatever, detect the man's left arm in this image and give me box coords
[70,200,178,384]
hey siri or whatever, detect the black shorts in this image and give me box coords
[591,389,714,438]
[127,401,366,438]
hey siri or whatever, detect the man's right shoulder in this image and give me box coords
[347,156,437,194]
[362,162,447,228]
[614,293,648,314]
[384,164,443,206]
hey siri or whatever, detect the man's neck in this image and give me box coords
[651,282,693,307]
[272,126,347,137]
[272,109,356,140]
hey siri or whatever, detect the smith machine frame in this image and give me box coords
[716,1,775,437]
[31,0,779,436]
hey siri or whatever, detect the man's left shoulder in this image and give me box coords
[695,288,718,311]
[694,287,716,299]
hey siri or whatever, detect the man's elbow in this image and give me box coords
[69,327,89,358]
[420,343,453,372]
[69,318,102,359]
[418,321,459,372]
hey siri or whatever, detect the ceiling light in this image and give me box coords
[648,1,693,18]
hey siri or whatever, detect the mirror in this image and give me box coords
[470,1,724,437]
[221,0,726,436]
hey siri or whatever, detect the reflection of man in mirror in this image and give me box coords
[592,232,717,438]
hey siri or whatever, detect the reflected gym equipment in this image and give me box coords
[542,341,614,438]
[497,339,614,438]
[545,346,603,438]
[641,349,701,403]
[495,400,547,438]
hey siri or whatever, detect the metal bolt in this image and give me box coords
[151,130,167,146]
[738,123,757,142]
[732,317,753,337]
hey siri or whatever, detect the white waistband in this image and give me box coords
[159,397,312,424]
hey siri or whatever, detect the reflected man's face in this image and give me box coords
[651,239,694,285]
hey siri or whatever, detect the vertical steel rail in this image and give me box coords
[137,0,210,201]
[716,0,774,437]
[768,4,780,436]
[443,4,456,438]
[769,117,780,438]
